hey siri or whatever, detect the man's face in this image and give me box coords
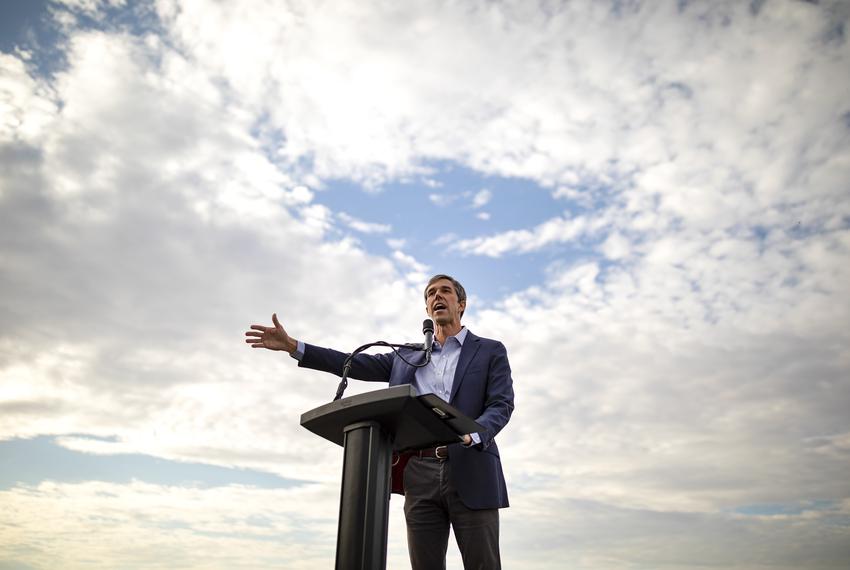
[425,278,465,326]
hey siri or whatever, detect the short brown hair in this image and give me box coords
[424,274,467,317]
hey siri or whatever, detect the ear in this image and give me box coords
[459,300,466,316]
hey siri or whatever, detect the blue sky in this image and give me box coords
[315,164,586,301]
[1,0,849,569]
[0,435,298,489]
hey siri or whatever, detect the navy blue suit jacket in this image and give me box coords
[299,330,514,509]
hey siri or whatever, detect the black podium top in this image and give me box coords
[300,385,483,451]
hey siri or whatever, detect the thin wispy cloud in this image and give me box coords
[428,192,457,207]
[453,214,601,256]
[337,211,391,234]
[471,189,491,209]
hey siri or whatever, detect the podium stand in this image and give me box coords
[301,385,483,570]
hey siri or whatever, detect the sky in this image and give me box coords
[0,0,849,568]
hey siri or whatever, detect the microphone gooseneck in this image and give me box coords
[332,321,435,401]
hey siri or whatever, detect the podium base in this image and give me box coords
[336,421,392,570]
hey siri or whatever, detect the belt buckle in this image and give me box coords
[435,445,447,459]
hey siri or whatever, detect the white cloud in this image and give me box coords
[453,213,603,257]
[0,30,425,480]
[428,192,457,207]
[337,211,392,234]
[55,0,127,13]
[0,480,343,569]
[467,225,850,519]
[552,185,594,208]
[136,0,849,203]
[429,189,494,211]
[0,53,57,145]
[433,232,459,246]
[1,1,849,569]
[391,250,427,272]
[392,250,430,285]
[471,188,492,209]
[600,231,630,260]
[288,185,314,204]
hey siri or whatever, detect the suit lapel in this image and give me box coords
[450,332,480,403]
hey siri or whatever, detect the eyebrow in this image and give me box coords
[427,285,452,296]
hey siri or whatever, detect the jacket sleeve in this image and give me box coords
[475,341,515,450]
[298,343,395,383]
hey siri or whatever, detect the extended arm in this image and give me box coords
[298,343,395,382]
[245,314,395,382]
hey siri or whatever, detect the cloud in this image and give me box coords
[0,26,426,483]
[146,0,846,193]
[552,185,594,209]
[392,250,430,284]
[392,250,428,272]
[428,192,457,207]
[600,231,630,260]
[1,1,849,569]
[337,211,391,234]
[471,189,491,209]
[453,213,603,257]
[468,225,850,517]
[0,480,341,569]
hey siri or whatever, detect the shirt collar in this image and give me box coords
[434,326,469,350]
[446,326,468,346]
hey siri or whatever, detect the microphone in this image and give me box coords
[332,321,436,400]
[422,318,434,353]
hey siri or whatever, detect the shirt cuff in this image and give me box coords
[464,432,481,447]
[290,340,305,361]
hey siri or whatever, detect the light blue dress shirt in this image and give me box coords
[412,326,468,402]
[292,328,479,444]
[415,327,480,445]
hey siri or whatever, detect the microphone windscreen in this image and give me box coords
[422,318,434,334]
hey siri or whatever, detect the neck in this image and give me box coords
[434,322,462,345]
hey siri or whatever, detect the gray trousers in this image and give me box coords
[403,456,501,570]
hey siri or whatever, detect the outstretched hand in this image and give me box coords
[245,313,297,353]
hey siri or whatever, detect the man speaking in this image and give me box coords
[245,274,514,569]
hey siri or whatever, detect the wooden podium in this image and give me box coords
[301,384,483,570]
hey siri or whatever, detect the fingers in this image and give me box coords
[245,316,284,349]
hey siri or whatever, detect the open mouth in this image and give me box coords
[432,302,447,313]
